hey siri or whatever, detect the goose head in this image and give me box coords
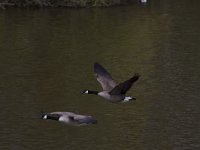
[81,90,89,94]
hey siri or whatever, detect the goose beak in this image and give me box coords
[81,90,86,94]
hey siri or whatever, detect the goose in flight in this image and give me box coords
[82,63,140,103]
[42,111,97,126]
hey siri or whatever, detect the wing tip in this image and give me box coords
[131,73,141,82]
[94,62,100,68]
[134,73,141,78]
[94,62,104,73]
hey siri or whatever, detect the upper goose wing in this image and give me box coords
[94,63,117,91]
[109,73,140,95]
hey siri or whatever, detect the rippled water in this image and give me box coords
[0,1,200,150]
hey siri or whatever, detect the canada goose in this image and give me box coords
[82,63,140,103]
[41,111,97,126]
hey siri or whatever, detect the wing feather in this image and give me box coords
[94,63,117,91]
[109,73,140,95]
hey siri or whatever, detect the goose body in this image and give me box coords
[42,111,97,126]
[98,91,125,102]
[82,63,140,103]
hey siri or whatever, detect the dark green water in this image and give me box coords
[0,1,200,150]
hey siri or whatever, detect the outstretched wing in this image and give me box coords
[94,62,117,91]
[74,115,97,124]
[109,73,140,95]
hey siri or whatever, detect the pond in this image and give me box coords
[0,0,199,149]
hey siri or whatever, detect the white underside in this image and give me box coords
[123,96,132,102]
[58,116,70,123]
[141,0,147,3]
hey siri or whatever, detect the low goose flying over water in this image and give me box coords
[82,63,140,103]
[42,111,97,126]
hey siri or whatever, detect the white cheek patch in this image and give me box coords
[43,115,47,119]
[85,90,89,94]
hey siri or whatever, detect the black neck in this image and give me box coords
[46,114,60,121]
[87,90,98,95]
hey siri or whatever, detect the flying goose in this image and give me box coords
[41,111,97,126]
[82,63,140,103]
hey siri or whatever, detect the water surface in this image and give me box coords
[0,1,200,150]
